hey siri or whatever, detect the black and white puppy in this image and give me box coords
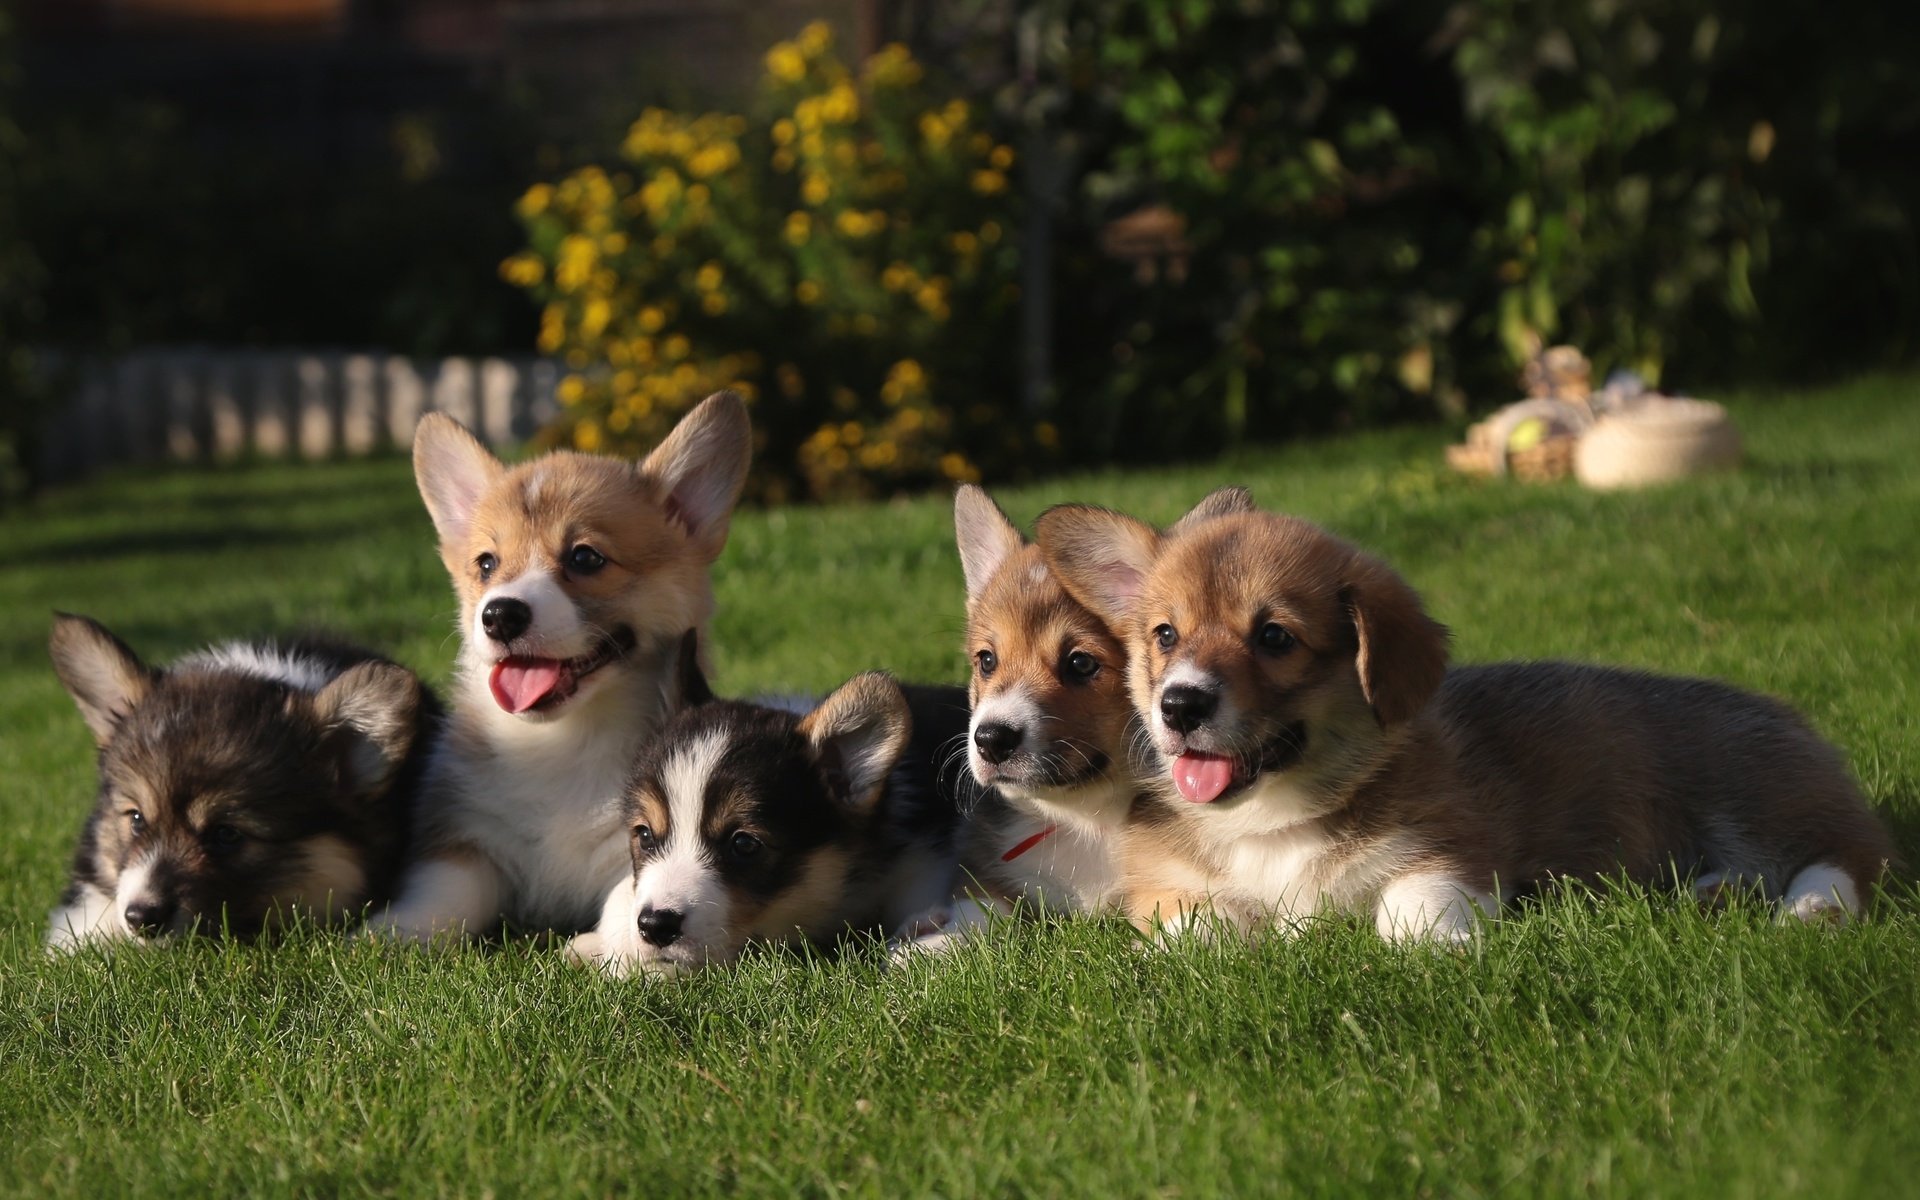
[45,614,435,949]
[570,636,966,977]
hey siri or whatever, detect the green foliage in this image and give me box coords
[510,24,1027,502]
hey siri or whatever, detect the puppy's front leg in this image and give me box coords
[1373,869,1498,943]
[361,849,504,943]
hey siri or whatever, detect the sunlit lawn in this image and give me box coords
[2,373,1916,1196]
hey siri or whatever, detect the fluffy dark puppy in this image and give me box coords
[46,614,435,948]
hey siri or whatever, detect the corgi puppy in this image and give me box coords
[46,614,433,948]
[1037,504,1898,940]
[914,486,1255,945]
[571,635,967,977]
[369,392,751,941]
[894,486,1251,953]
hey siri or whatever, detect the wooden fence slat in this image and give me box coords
[36,347,561,482]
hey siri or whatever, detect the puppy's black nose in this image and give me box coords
[1159,685,1218,734]
[972,722,1023,764]
[636,905,684,948]
[123,899,175,938]
[480,597,531,643]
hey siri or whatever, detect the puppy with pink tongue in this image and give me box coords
[1038,497,1894,942]
[365,392,752,943]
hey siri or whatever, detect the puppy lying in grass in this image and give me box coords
[894,486,1253,952]
[570,635,966,977]
[46,615,434,948]
[1036,500,1899,941]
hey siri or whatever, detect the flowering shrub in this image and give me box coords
[505,23,1026,501]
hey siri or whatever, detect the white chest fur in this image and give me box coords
[427,670,667,932]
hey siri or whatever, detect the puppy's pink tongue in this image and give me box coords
[490,658,564,714]
[1173,752,1235,804]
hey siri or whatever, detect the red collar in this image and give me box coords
[1001,824,1058,862]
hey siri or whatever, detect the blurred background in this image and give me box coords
[2,0,1915,503]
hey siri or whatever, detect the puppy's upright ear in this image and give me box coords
[313,662,426,801]
[1033,505,1160,629]
[1167,486,1254,537]
[1343,555,1450,727]
[954,485,1025,601]
[671,628,715,708]
[412,413,503,549]
[641,391,753,561]
[49,614,153,747]
[798,672,911,812]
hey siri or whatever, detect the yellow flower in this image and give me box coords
[948,231,978,256]
[865,43,923,89]
[695,261,724,292]
[989,144,1015,170]
[538,306,566,353]
[881,261,917,292]
[971,169,1008,196]
[819,82,859,124]
[607,407,631,433]
[555,235,598,292]
[772,118,797,146]
[785,211,812,246]
[581,297,612,338]
[601,233,628,255]
[797,20,833,57]
[832,386,859,412]
[516,183,553,219]
[918,112,951,150]
[914,279,949,317]
[766,42,807,83]
[686,142,739,179]
[663,334,690,361]
[638,306,666,333]
[801,173,831,205]
[573,420,603,452]
[980,220,1003,244]
[772,148,796,173]
[499,254,544,287]
[938,452,979,483]
[795,280,822,305]
[557,375,587,405]
[701,293,729,316]
[839,421,864,446]
[835,209,886,238]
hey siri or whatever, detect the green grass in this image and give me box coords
[3,373,1918,1197]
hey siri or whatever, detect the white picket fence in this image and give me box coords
[36,348,563,482]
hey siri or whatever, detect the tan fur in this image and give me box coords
[376,393,751,939]
[1038,506,1899,936]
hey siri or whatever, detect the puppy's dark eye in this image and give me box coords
[1257,622,1296,654]
[1154,624,1178,651]
[975,648,998,678]
[125,809,144,830]
[729,831,763,860]
[206,824,245,849]
[567,544,607,575]
[476,552,498,581]
[1064,650,1099,680]
[633,824,658,853]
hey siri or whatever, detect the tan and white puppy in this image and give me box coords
[899,486,1251,952]
[46,615,431,948]
[368,392,751,941]
[1037,505,1898,941]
